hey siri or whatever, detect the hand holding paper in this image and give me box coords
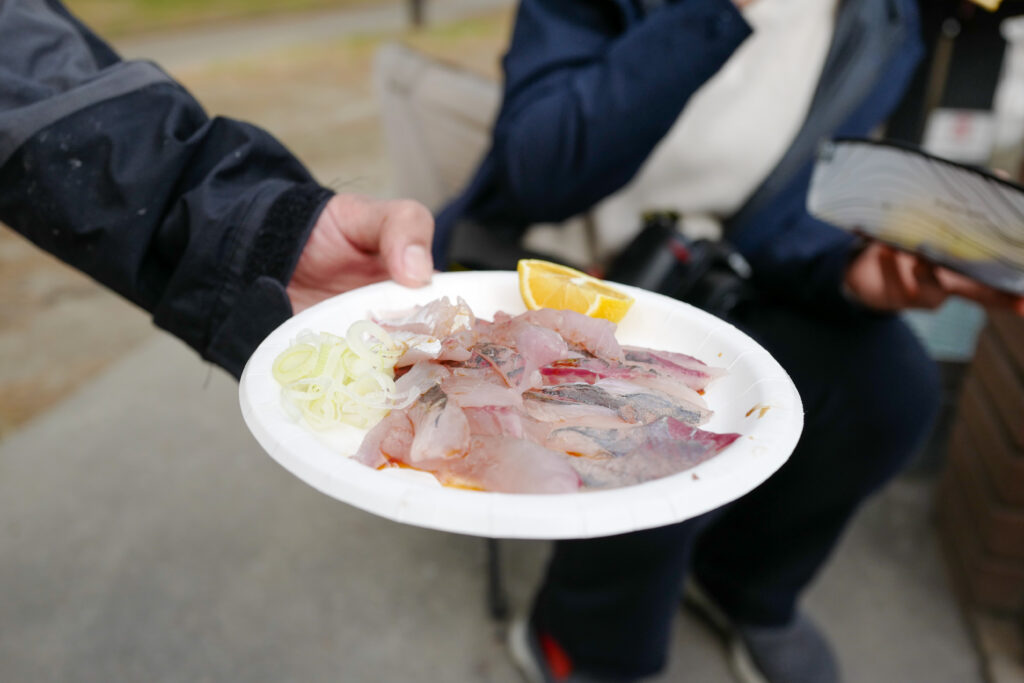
[844,242,1024,314]
[809,139,1024,300]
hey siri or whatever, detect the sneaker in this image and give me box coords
[682,579,840,683]
[507,617,634,683]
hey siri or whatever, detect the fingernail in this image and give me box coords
[403,244,433,284]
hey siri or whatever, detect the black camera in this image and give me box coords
[604,211,755,319]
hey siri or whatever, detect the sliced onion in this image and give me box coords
[272,318,405,431]
[346,320,395,370]
[272,344,317,384]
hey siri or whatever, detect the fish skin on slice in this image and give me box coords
[405,384,471,463]
[540,357,710,417]
[524,380,706,426]
[621,346,724,391]
[547,417,741,489]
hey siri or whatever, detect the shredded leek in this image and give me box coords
[272,322,404,430]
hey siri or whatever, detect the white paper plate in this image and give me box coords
[239,271,803,539]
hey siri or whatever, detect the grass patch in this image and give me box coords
[66,0,388,38]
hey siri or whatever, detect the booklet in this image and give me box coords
[807,138,1024,295]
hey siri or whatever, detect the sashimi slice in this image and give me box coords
[374,296,475,337]
[524,381,706,426]
[389,329,475,366]
[422,435,581,494]
[463,406,525,438]
[540,357,709,414]
[354,411,414,468]
[522,389,624,424]
[443,374,524,409]
[620,346,724,391]
[407,385,470,462]
[480,314,569,370]
[513,309,622,360]
[395,362,449,396]
[548,417,741,488]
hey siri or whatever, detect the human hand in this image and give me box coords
[286,194,435,313]
[844,241,1024,314]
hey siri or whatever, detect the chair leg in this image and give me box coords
[485,537,509,621]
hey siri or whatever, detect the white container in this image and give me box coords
[990,17,1024,175]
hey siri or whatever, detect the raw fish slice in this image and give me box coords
[419,435,581,494]
[395,362,449,396]
[374,296,475,337]
[522,390,624,424]
[446,361,506,386]
[407,385,470,462]
[463,406,525,438]
[493,317,567,390]
[439,328,477,362]
[541,357,708,413]
[375,297,477,367]
[460,341,549,392]
[480,314,569,371]
[592,378,708,425]
[548,417,741,488]
[389,333,444,367]
[621,346,723,391]
[354,411,414,468]
[514,309,622,360]
[442,374,524,409]
[472,343,528,388]
[525,381,706,426]
[624,346,719,375]
[389,329,475,367]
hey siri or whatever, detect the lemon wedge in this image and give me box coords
[517,259,635,323]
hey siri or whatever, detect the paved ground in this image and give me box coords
[0,2,1006,682]
[0,334,983,683]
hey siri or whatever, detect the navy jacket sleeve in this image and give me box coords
[472,0,750,227]
[728,0,925,314]
[445,0,924,313]
[0,0,334,378]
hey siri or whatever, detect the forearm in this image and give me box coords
[0,0,333,377]
[491,0,750,223]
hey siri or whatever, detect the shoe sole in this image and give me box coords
[682,579,769,683]
[508,617,546,683]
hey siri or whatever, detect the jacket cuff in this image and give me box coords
[808,234,865,314]
[206,183,334,378]
[803,234,896,320]
[241,183,335,288]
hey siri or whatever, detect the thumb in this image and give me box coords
[377,199,435,287]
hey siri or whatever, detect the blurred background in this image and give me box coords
[1,1,1023,681]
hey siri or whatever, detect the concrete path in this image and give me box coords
[0,333,982,682]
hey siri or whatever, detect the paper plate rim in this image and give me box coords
[239,271,803,539]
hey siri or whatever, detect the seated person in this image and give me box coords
[433,0,1023,681]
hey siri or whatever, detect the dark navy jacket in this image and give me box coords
[435,0,925,313]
